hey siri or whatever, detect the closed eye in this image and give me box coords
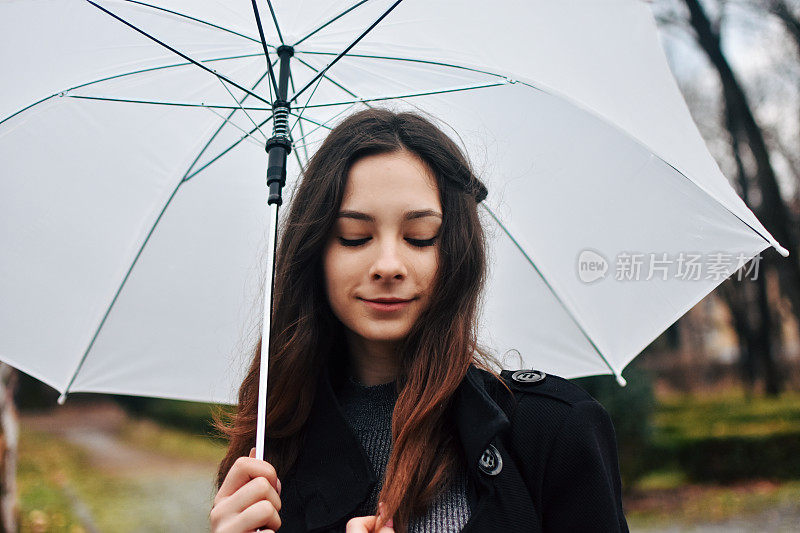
[337,236,438,247]
[338,237,371,247]
[406,236,438,247]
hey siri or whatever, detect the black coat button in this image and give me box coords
[511,369,546,384]
[478,444,503,476]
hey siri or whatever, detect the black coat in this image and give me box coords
[277,363,629,532]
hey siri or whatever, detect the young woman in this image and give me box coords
[209,109,629,533]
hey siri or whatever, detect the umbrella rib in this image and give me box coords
[59,178,186,403]
[216,77,270,142]
[250,0,281,97]
[65,95,271,111]
[289,111,331,130]
[0,52,268,127]
[85,0,272,107]
[203,105,267,148]
[291,0,405,103]
[288,69,311,164]
[183,66,274,179]
[293,55,365,102]
[183,115,274,183]
[297,81,506,109]
[289,55,374,146]
[122,0,262,44]
[266,0,285,44]
[291,102,358,152]
[296,50,508,81]
[291,71,328,136]
[293,0,370,47]
[479,203,622,381]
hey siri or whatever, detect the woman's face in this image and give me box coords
[323,149,442,346]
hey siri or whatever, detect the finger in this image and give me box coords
[246,449,281,496]
[234,499,281,532]
[345,515,376,532]
[215,475,281,517]
[217,456,279,501]
[241,476,281,512]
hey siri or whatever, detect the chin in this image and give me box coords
[359,327,411,343]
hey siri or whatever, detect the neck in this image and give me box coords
[345,331,400,386]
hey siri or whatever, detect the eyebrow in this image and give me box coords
[337,209,442,221]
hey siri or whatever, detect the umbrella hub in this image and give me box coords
[270,102,291,146]
[264,45,294,206]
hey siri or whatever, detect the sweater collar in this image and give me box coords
[291,361,511,531]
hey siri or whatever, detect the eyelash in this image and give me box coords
[337,236,438,248]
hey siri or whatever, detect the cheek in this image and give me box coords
[322,246,341,303]
[417,250,439,292]
[323,246,357,306]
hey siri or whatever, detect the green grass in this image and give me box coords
[18,429,88,532]
[654,389,800,442]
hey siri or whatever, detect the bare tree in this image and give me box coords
[0,364,18,532]
[672,0,800,393]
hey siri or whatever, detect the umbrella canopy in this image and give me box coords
[0,0,786,405]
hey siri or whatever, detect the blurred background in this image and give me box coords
[6,0,800,531]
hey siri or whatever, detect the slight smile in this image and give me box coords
[359,297,415,312]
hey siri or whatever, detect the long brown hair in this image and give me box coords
[215,108,501,532]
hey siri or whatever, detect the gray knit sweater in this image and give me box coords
[336,375,471,532]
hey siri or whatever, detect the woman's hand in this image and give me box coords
[210,448,282,533]
[345,503,394,533]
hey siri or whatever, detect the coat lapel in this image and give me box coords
[290,363,513,531]
[454,365,512,470]
[292,363,377,531]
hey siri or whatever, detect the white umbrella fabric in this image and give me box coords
[0,0,787,410]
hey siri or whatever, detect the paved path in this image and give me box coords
[629,491,800,532]
[24,402,219,533]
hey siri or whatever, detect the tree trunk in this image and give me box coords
[756,260,784,395]
[718,278,758,395]
[720,66,783,395]
[0,363,18,533]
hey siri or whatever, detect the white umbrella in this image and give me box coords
[0,0,787,411]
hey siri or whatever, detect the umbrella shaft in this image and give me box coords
[256,202,280,462]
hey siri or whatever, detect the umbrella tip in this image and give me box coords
[774,243,790,258]
[615,374,627,387]
[57,393,67,405]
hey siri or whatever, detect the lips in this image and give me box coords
[365,297,412,303]
[360,297,414,312]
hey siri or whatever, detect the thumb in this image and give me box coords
[376,502,394,532]
[376,517,394,532]
[249,447,256,458]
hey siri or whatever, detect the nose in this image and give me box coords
[369,240,407,281]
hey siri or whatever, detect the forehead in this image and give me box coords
[341,150,440,211]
